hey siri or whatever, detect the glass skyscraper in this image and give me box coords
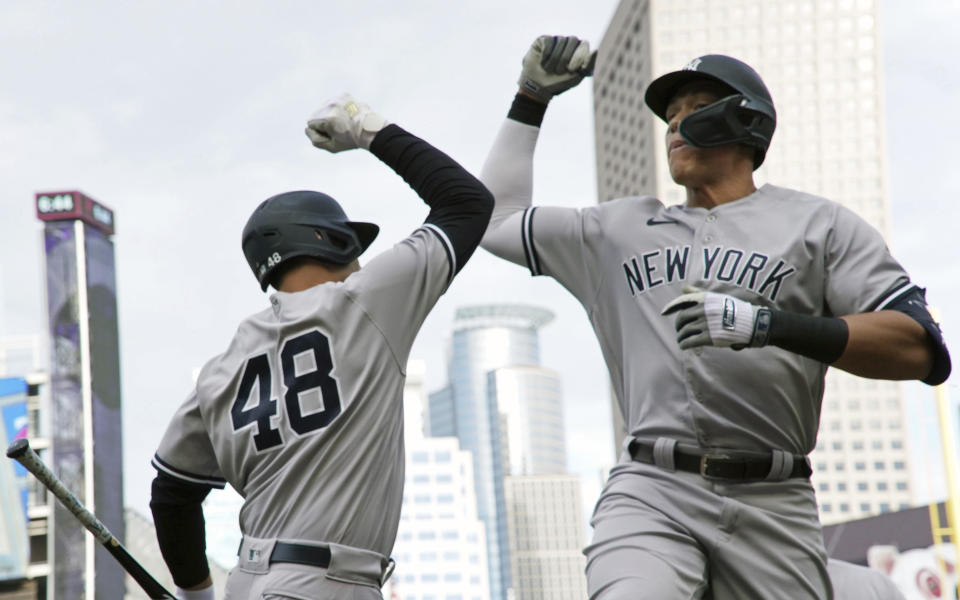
[428,305,554,600]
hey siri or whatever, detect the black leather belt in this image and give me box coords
[628,440,811,482]
[270,541,331,568]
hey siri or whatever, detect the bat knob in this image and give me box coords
[6,438,30,459]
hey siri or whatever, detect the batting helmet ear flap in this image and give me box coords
[679,94,775,168]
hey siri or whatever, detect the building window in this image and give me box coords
[894,462,905,470]
[837,482,847,492]
[860,503,870,512]
[857,482,868,491]
[874,461,886,471]
[896,481,908,491]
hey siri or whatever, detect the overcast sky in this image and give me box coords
[1,1,958,523]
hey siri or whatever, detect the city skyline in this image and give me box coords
[0,2,956,596]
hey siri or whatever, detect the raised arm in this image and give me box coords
[306,94,493,274]
[480,35,595,264]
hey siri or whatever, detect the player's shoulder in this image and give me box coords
[585,194,664,219]
[757,183,836,207]
[753,183,854,223]
[195,304,281,387]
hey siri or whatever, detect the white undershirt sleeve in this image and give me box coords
[480,118,542,267]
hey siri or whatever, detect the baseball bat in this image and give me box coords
[6,438,176,600]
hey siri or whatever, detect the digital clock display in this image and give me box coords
[36,191,115,235]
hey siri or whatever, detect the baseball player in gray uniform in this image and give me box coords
[480,36,951,599]
[148,94,492,600]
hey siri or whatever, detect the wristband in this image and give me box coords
[508,93,548,127]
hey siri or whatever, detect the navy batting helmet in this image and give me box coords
[242,190,379,291]
[644,55,776,169]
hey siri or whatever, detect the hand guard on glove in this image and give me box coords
[661,286,772,350]
[518,35,597,103]
[305,93,389,153]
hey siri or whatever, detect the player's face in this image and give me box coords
[664,82,750,187]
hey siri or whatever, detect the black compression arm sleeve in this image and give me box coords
[150,472,213,588]
[369,124,493,274]
[764,309,850,365]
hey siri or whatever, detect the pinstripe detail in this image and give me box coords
[521,207,541,276]
[152,454,227,488]
[421,223,456,286]
[873,282,918,311]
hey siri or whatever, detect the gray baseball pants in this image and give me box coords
[585,459,832,599]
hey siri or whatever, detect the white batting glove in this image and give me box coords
[305,93,389,153]
[661,286,771,350]
[176,585,214,600]
[518,35,597,103]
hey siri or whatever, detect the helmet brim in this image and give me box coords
[347,221,379,255]
[644,70,734,122]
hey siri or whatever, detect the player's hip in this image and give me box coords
[225,536,392,600]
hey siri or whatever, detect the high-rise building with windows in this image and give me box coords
[596,0,910,524]
[385,360,490,600]
[503,475,586,600]
[428,306,553,600]
[428,306,586,600]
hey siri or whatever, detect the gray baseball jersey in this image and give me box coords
[481,118,915,456]
[153,224,456,557]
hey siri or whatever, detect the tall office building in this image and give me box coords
[428,306,553,600]
[387,360,490,600]
[429,306,586,600]
[504,475,586,600]
[490,365,587,600]
[596,0,910,524]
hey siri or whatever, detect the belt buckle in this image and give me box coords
[698,452,732,480]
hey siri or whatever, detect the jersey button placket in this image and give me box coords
[703,213,716,244]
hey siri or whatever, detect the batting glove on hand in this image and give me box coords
[305,93,389,153]
[661,286,772,350]
[518,35,597,103]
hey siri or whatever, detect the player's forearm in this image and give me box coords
[479,95,545,259]
[481,95,545,223]
[369,124,493,273]
[832,311,934,380]
[150,473,212,588]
